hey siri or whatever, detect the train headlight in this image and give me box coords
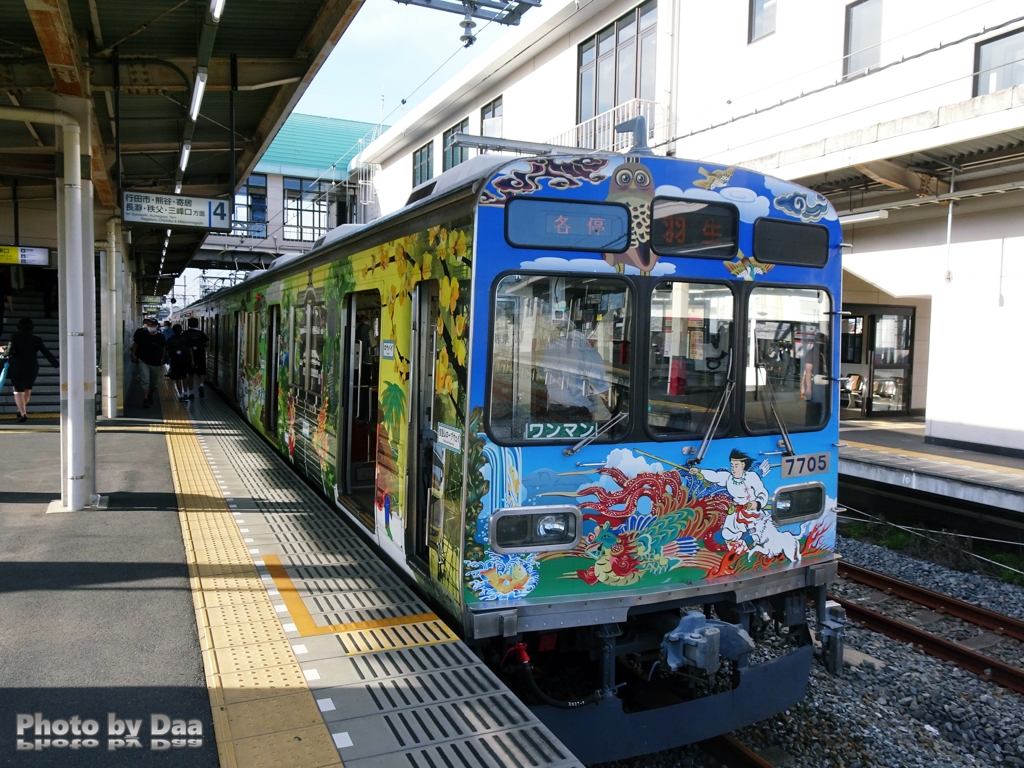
[491,506,580,553]
[772,482,826,523]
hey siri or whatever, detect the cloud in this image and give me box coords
[655,184,769,223]
[763,177,837,222]
[605,448,664,478]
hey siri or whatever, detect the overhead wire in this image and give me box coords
[655,0,1006,142]
[654,11,1024,154]
[839,502,1024,577]
[232,0,523,253]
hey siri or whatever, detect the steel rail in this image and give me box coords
[838,562,1024,643]
[700,734,776,768]
[832,596,1024,696]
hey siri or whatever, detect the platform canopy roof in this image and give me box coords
[0,0,362,295]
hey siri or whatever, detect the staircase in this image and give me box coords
[0,289,100,416]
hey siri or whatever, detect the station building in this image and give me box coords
[354,0,1024,457]
[195,112,383,271]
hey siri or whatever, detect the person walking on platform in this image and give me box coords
[7,317,59,423]
[0,266,13,339]
[165,323,193,401]
[182,317,209,399]
[131,318,166,408]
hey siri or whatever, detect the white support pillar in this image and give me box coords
[0,102,99,512]
[102,218,119,418]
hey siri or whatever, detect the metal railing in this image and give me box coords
[547,99,666,153]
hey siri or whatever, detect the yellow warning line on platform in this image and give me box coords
[162,383,342,768]
[843,440,1024,477]
[263,554,455,651]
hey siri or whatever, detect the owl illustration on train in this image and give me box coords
[603,157,657,274]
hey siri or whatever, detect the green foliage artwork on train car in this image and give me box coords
[354,219,473,612]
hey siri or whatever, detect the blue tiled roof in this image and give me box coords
[254,113,385,179]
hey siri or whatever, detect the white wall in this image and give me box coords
[844,197,1024,449]
[361,0,1024,451]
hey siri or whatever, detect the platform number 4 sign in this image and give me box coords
[210,201,229,229]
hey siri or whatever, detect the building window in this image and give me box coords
[844,0,882,79]
[748,0,776,43]
[442,119,469,171]
[233,175,267,238]
[975,28,1024,96]
[413,141,433,186]
[578,1,657,124]
[283,178,336,242]
[481,96,503,138]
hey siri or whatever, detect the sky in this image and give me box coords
[294,0,511,124]
[173,0,520,307]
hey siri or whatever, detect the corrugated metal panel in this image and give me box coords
[254,114,384,178]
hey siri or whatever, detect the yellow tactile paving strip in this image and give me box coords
[161,383,343,768]
[843,440,1024,477]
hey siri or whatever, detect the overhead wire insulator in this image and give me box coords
[459,9,477,46]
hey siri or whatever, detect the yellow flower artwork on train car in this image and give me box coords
[439,276,459,315]
[435,347,453,396]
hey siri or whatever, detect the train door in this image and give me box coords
[406,280,443,572]
[840,305,914,418]
[212,314,220,385]
[264,305,280,433]
[339,291,380,528]
[233,310,242,401]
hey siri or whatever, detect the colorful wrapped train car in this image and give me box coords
[184,130,843,764]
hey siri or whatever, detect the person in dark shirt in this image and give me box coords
[165,323,193,401]
[182,317,210,399]
[7,317,58,423]
[0,266,13,339]
[131,318,167,407]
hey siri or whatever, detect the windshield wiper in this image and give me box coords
[757,363,795,456]
[563,411,628,456]
[687,351,734,467]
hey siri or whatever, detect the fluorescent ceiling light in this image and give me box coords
[839,209,889,226]
[174,181,182,194]
[190,67,208,122]
[165,229,172,237]
[179,141,191,172]
[209,0,226,22]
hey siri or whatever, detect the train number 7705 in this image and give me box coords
[781,453,830,478]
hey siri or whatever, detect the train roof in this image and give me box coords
[188,150,831,307]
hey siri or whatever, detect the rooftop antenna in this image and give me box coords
[614,114,654,156]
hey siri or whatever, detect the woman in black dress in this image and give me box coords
[8,317,59,423]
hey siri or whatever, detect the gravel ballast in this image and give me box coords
[596,535,1024,767]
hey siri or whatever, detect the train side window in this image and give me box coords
[291,303,324,391]
[647,281,733,439]
[489,273,631,444]
[744,286,832,433]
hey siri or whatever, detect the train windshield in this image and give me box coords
[745,286,831,433]
[648,281,733,438]
[489,274,631,443]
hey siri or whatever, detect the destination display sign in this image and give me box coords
[123,191,231,231]
[506,198,630,252]
[651,199,738,258]
[0,245,50,266]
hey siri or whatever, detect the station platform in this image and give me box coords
[0,380,581,767]
[838,418,1024,516]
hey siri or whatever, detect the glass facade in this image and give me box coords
[578,1,657,122]
[233,175,267,238]
[844,0,883,78]
[442,119,470,171]
[283,178,337,242]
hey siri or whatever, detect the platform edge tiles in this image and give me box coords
[162,383,344,768]
[163,384,583,768]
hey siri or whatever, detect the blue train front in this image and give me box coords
[463,145,843,762]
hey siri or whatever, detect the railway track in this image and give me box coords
[832,562,1024,695]
[700,734,776,768]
